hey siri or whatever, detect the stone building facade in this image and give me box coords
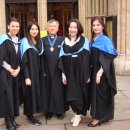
[0,0,130,75]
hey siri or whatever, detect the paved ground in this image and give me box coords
[0,75,130,130]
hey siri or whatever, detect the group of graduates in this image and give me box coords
[0,16,118,130]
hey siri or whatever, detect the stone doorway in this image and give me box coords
[6,3,37,38]
[47,2,78,36]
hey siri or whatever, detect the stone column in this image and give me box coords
[95,0,99,15]
[0,0,6,34]
[78,0,87,35]
[37,0,47,31]
[85,0,91,39]
[116,0,130,75]
[100,0,103,14]
[103,0,108,14]
[126,0,130,58]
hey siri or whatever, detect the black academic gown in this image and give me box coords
[40,36,66,115]
[20,43,42,116]
[90,47,117,122]
[58,36,91,115]
[0,37,20,118]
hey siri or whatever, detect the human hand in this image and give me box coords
[9,68,15,76]
[62,77,67,85]
[10,67,20,77]
[86,78,90,83]
[96,75,101,84]
[25,78,31,86]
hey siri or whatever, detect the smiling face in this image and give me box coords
[92,20,103,36]
[8,21,20,36]
[68,22,78,37]
[47,21,59,36]
[29,24,39,38]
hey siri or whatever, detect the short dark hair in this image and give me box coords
[7,17,19,25]
[66,18,84,39]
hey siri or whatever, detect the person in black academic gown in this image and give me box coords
[0,17,21,130]
[20,20,43,126]
[41,19,66,120]
[88,16,118,127]
[58,18,91,126]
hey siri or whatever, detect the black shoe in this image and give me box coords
[88,121,101,127]
[56,114,63,119]
[11,117,20,128]
[5,117,16,130]
[45,113,52,120]
[27,116,42,126]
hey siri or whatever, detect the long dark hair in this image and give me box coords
[25,20,41,46]
[91,16,108,42]
[66,18,84,40]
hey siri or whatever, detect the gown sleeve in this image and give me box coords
[2,61,11,71]
[80,50,91,85]
[0,45,4,68]
[99,52,117,95]
[23,64,29,79]
[58,57,66,75]
[21,51,30,79]
[0,44,7,96]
